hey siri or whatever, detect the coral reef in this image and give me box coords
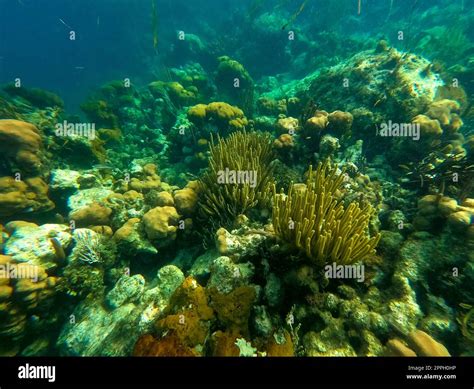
[0,1,471,360]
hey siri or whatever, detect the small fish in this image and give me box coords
[93,164,113,170]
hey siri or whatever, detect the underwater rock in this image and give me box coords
[207,256,255,295]
[106,274,146,309]
[266,46,444,125]
[341,139,364,165]
[49,169,81,192]
[319,134,340,159]
[67,188,114,214]
[257,97,287,116]
[136,266,185,332]
[215,227,267,260]
[3,85,63,109]
[385,275,423,336]
[113,218,158,256]
[419,297,457,342]
[377,230,404,258]
[303,329,357,357]
[252,305,273,338]
[188,249,220,282]
[57,297,143,356]
[153,265,185,301]
[57,267,183,356]
[4,222,72,271]
[105,190,145,229]
[302,291,386,357]
[264,273,284,308]
[385,210,408,232]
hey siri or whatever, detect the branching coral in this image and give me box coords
[272,160,380,266]
[197,131,275,229]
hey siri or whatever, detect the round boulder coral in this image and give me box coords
[142,206,180,244]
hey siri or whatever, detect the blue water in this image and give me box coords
[2,0,471,112]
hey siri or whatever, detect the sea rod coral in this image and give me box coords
[272,160,380,266]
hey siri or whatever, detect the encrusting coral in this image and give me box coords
[272,160,380,266]
[197,131,275,230]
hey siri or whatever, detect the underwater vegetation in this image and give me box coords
[0,0,473,358]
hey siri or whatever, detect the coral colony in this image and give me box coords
[0,0,473,361]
